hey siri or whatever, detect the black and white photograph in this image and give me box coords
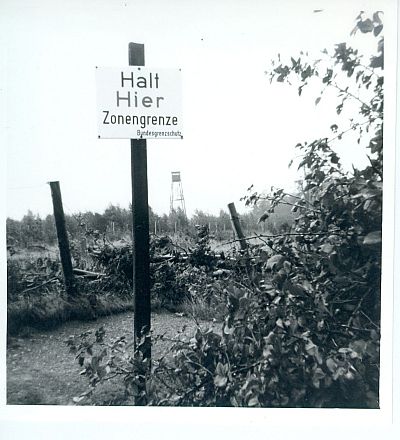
[1,0,399,437]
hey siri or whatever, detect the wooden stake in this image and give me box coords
[49,181,77,297]
[228,202,248,251]
[129,43,151,363]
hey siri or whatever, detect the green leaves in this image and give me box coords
[305,340,323,365]
[301,64,313,81]
[214,362,229,388]
[266,254,285,271]
[322,68,333,84]
[352,12,383,36]
[312,367,326,388]
[363,231,381,246]
[357,18,374,33]
[273,64,291,82]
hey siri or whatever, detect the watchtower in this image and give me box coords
[170,171,186,216]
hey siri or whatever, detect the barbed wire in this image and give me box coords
[7,183,48,191]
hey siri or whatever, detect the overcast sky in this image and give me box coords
[2,0,393,220]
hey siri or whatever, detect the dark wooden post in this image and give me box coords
[129,43,151,363]
[49,181,77,297]
[228,202,248,252]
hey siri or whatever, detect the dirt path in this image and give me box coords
[7,311,214,406]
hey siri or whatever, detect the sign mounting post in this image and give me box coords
[96,44,183,404]
[129,43,151,364]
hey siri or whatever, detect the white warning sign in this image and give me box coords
[96,67,183,139]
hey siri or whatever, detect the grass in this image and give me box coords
[180,296,227,323]
[8,244,59,261]
[7,288,134,336]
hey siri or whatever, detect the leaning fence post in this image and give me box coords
[228,202,248,252]
[49,181,77,297]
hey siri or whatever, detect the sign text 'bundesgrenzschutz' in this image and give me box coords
[96,67,183,139]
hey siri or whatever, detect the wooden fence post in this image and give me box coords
[49,181,77,297]
[228,202,248,252]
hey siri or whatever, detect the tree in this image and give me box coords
[6,218,22,247]
[42,214,57,245]
[101,204,131,237]
[168,207,188,232]
[19,211,44,246]
[158,214,170,234]
[216,209,232,239]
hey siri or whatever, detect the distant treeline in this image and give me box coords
[6,198,295,248]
